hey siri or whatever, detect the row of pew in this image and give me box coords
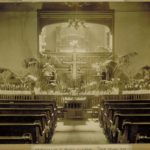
[99,99,150,143]
[0,99,57,144]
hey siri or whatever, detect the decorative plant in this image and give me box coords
[90,52,138,93]
[23,57,57,92]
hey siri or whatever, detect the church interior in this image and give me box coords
[0,2,149,144]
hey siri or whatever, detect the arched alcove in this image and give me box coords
[39,23,112,54]
[38,11,114,54]
[37,10,114,89]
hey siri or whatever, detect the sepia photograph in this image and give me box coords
[0,1,149,150]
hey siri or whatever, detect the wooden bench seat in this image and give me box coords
[100,103,150,126]
[99,99,150,143]
[0,102,55,108]
[0,99,56,105]
[0,107,56,127]
[0,114,49,129]
[109,114,150,143]
[100,100,150,110]
[0,100,57,108]
[0,114,54,143]
[0,108,53,119]
[99,106,150,128]
[120,121,150,143]
[0,106,55,122]
[136,135,150,143]
[102,107,150,126]
[0,108,56,140]
[108,107,150,120]
[0,122,45,143]
[100,103,150,120]
[103,100,150,103]
[104,103,150,108]
[0,100,57,144]
[0,103,57,120]
[0,134,32,144]
[0,103,57,117]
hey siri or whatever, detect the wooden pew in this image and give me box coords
[0,103,57,123]
[100,102,150,126]
[0,107,52,117]
[0,106,56,142]
[0,100,57,144]
[0,122,44,143]
[0,102,55,108]
[0,107,53,122]
[0,103,57,116]
[110,114,150,143]
[99,100,150,122]
[100,105,150,129]
[0,108,54,128]
[0,99,56,104]
[0,114,53,143]
[104,100,150,103]
[0,107,56,139]
[104,102,150,109]
[0,114,48,129]
[99,99,150,143]
[0,134,32,144]
[120,121,150,143]
[136,134,150,143]
[0,100,57,110]
[108,107,150,120]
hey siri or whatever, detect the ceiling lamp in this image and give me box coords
[68,19,87,30]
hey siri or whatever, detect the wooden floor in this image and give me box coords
[52,119,108,144]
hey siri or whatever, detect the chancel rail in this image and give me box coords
[0,92,149,101]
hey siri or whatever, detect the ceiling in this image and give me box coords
[0,2,150,12]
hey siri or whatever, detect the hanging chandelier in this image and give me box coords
[67,18,87,30]
[64,2,88,30]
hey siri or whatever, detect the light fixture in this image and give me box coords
[68,19,87,30]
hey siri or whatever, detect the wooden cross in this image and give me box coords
[63,51,86,80]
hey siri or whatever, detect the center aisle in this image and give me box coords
[51,119,108,144]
